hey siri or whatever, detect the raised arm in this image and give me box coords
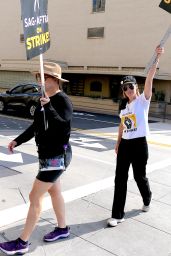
[144,46,164,100]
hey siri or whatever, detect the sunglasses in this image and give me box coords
[36,74,53,82]
[122,83,135,91]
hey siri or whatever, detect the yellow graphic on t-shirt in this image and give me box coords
[121,114,137,132]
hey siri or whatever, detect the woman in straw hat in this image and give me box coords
[107,46,164,227]
[0,62,73,255]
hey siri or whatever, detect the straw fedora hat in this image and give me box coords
[33,62,69,82]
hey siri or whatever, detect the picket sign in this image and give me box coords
[144,25,171,74]
[159,0,171,14]
[20,0,50,129]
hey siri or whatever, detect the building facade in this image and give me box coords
[0,0,171,115]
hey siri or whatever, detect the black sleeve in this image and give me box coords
[14,123,35,147]
[44,96,73,123]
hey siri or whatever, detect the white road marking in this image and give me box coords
[63,137,107,149]
[73,116,116,124]
[150,130,171,134]
[79,142,106,149]
[0,157,171,228]
[73,112,94,117]
[0,153,23,163]
[71,137,101,143]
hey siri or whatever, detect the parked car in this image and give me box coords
[0,83,41,117]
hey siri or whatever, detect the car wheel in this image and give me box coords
[28,103,36,118]
[0,100,5,112]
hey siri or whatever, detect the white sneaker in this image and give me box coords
[107,218,125,227]
[142,205,150,212]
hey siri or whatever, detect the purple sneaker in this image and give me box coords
[43,226,70,242]
[0,238,29,255]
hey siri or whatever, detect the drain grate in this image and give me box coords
[0,165,21,178]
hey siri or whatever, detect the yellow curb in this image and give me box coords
[147,140,171,148]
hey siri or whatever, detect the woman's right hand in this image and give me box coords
[8,140,17,153]
[114,142,119,154]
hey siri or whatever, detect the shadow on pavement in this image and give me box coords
[0,209,144,254]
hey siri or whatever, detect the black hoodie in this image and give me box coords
[15,91,73,159]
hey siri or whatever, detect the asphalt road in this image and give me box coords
[0,111,120,133]
[0,111,171,256]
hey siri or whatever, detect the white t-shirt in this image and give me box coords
[120,93,150,140]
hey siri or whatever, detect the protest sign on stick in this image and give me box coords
[144,25,171,74]
[144,0,171,74]
[20,0,50,60]
[20,0,50,129]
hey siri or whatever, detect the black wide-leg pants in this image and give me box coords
[112,137,152,219]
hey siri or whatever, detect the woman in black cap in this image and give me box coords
[107,46,164,227]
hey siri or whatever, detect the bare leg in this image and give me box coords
[20,179,53,241]
[48,178,66,228]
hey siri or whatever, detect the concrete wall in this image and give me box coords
[70,95,119,115]
[0,71,36,89]
[47,0,171,74]
[70,95,171,118]
[0,0,171,117]
[0,0,171,77]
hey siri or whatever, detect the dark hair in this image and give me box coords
[119,98,128,111]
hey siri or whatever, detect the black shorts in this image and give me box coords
[36,169,64,183]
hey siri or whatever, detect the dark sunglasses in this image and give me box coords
[36,74,53,82]
[122,83,135,92]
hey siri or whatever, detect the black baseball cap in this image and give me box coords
[120,76,137,85]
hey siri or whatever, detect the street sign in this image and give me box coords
[20,0,50,60]
[159,0,171,14]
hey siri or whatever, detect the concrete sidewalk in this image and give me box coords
[0,168,171,256]
[0,119,171,256]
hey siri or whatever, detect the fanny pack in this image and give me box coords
[39,143,72,172]
[39,155,65,172]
